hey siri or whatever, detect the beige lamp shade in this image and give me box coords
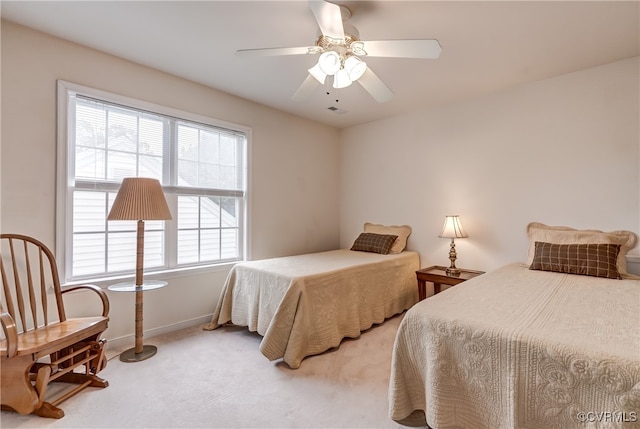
[439,215,468,239]
[107,177,172,221]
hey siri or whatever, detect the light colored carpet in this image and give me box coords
[1,313,413,429]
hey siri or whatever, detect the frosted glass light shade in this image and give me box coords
[107,177,172,221]
[344,56,367,81]
[318,51,341,75]
[308,62,327,84]
[333,69,352,88]
[439,215,468,239]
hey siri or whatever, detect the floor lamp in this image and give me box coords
[107,177,172,362]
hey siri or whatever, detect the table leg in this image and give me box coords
[417,279,426,301]
[433,283,442,295]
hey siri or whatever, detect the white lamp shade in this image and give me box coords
[318,51,341,75]
[332,69,353,89]
[439,215,468,239]
[107,177,172,221]
[308,62,327,84]
[344,56,367,81]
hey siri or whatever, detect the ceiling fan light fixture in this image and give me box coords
[333,68,352,89]
[238,0,443,103]
[318,51,341,75]
[308,62,327,84]
[344,56,367,81]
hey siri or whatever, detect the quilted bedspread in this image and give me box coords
[204,249,420,368]
[389,263,640,429]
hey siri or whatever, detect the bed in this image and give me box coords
[205,223,420,369]
[389,222,640,429]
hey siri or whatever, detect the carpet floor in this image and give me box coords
[1,313,412,429]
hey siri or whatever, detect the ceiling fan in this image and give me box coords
[236,0,442,103]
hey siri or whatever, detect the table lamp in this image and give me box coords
[439,215,468,277]
[107,177,172,362]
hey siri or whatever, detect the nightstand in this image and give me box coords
[416,265,485,300]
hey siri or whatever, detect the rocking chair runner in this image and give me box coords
[0,234,110,418]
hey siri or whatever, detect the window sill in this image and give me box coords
[63,261,238,289]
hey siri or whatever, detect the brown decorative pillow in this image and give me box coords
[529,241,621,279]
[351,233,398,255]
[363,223,411,254]
[526,222,637,278]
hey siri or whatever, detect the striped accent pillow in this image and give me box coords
[351,233,398,255]
[529,241,621,279]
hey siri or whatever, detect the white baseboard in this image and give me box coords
[106,314,213,352]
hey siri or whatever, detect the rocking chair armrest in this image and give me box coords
[0,311,18,358]
[62,284,110,317]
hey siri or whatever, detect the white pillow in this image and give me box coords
[363,223,412,254]
[526,222,637,278]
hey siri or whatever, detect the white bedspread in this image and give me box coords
[389,263,640,429]
[205,249,420,368]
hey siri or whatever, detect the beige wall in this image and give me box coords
[2,19,639,347]
[340,57,640,279]
[0,21,341,347]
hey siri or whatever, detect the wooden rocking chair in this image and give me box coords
[1,234,110,418]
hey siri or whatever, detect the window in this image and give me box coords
[57,81,248,283]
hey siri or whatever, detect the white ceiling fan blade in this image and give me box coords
[236,46,316,57]
[309,0,344,40]
[357,68,394,103]
[359,39,442,59]
[292,74,321,101]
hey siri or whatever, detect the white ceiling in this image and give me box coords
[2,1,639,129]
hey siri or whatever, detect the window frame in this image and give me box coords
[56,80,251,284]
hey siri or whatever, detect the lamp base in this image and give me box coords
[445,267,461,277]
[119,345,157,363]
[446,238,461,277]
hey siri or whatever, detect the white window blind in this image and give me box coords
[57,81,248,282]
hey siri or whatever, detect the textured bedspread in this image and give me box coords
[205,249,420,368]
[389,263,640,429]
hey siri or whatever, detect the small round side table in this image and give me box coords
[107,280,167,362]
